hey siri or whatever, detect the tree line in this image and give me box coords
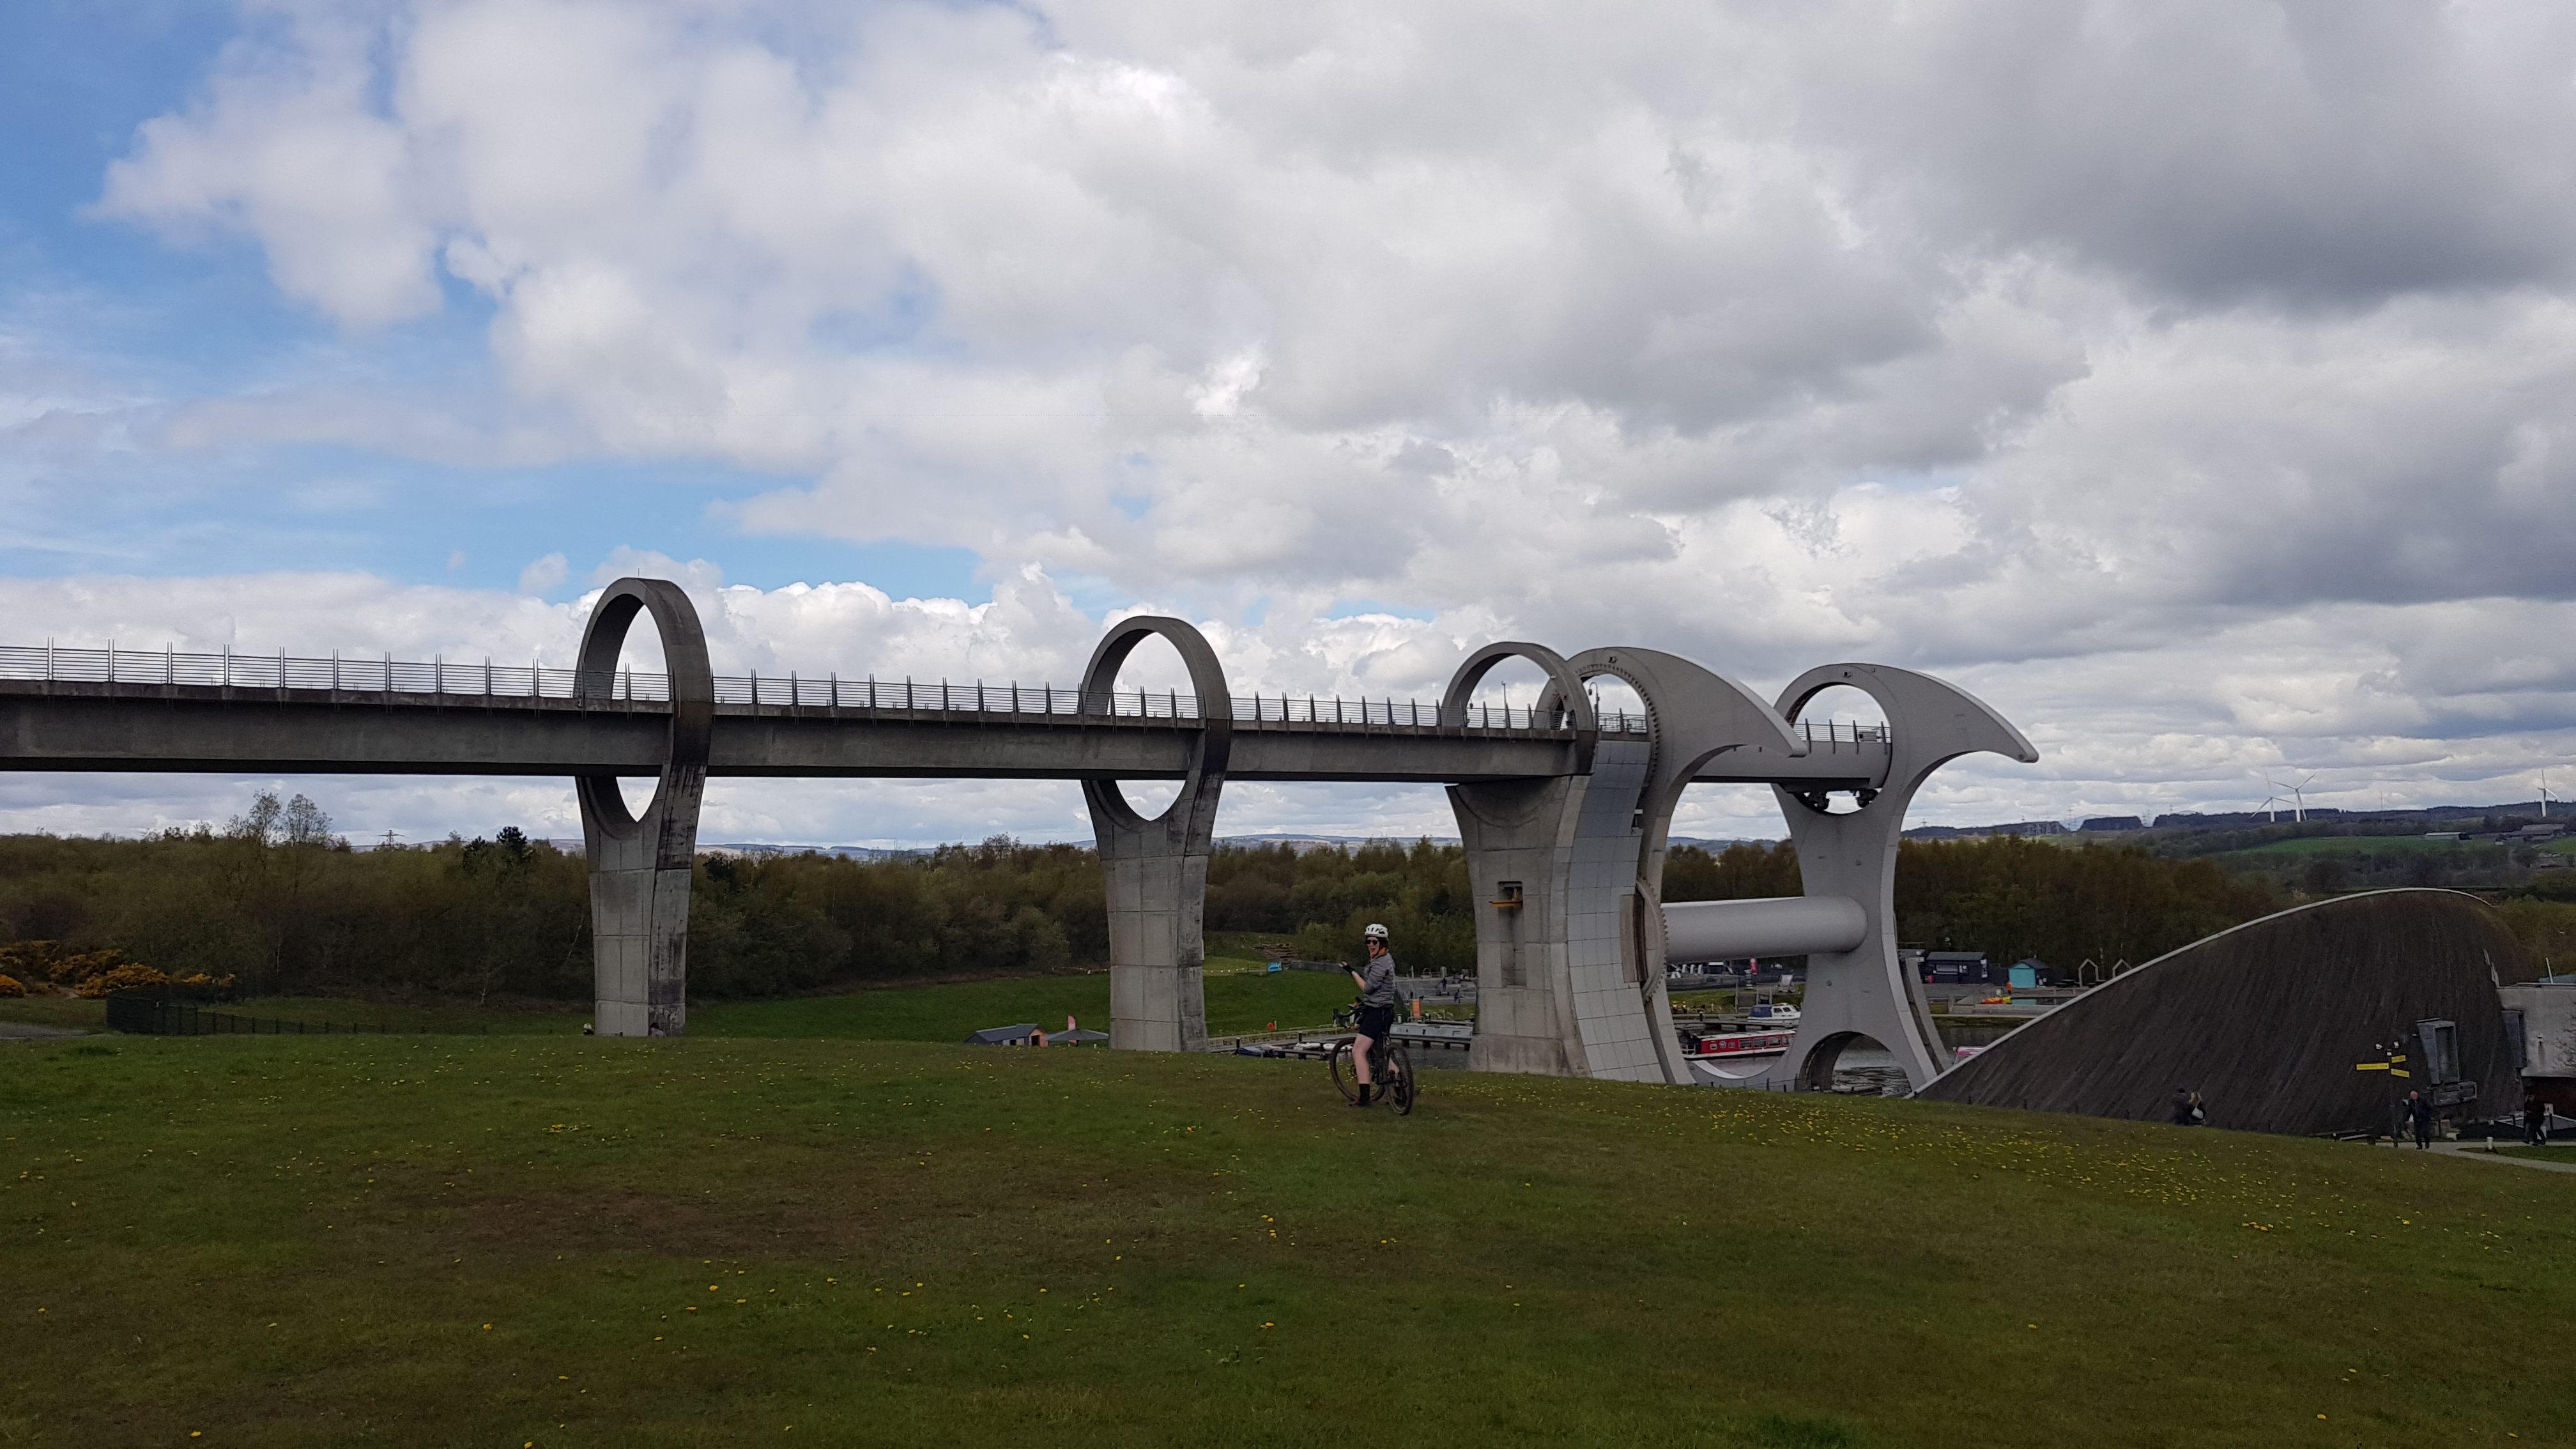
[0,793,2298,1002]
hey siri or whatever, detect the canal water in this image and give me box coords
[1829,1045,1909,1096]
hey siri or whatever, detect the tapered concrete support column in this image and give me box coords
[1556,647,1809,1084]
[1450,745,1662,1077]
[1767,665,2037,1092]
[575,578,714,1038]
[1081,617,1230,1052]
[1442,643,1615,1076]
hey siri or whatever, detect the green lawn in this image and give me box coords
[3,1034,2568,1447]
[2216,834,2503,859]
[0,995,106,1031]
[0,993,578,1036]
[0,963,1360,1043]
[690,967,1357,1041]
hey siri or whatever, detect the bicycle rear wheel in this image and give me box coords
[1328,1039,1363,1103]
[1388,1045,1416,1116]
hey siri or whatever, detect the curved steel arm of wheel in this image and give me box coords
[1560,645,1807,841]
[1773,661,2036,794]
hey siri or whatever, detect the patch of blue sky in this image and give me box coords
[0,4,234,227]
[1046,571,1143,620]
[1,427,991,599]
[806,270,942,354]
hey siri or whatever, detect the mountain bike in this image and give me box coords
[1330,1025,1416,1116]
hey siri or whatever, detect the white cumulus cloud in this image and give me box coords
[10,0,2576,841]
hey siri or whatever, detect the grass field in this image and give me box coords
[690,967,1357,1041]
[4,1032,2569,1447]
[0,962,1363,1044]
[2213,834,2510,861]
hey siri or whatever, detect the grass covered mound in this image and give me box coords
[3,1037,2567,1448]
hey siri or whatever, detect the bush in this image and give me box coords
[0,974,22,997]
[76,963,171,997]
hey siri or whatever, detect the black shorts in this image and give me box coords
[1355,1004,1397,1041]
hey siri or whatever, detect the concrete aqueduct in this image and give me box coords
[0,576,2036,1092]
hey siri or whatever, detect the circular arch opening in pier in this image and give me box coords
[588,605,675,822]
[610,774,657,816]
[1583,674,1648,735]
[1777,682,1889,815]
[1098,629,1197,820]
[604,624,668,681]
[1795,1031,1909,1095]
[1452,653,1559,728]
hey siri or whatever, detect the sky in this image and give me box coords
[5,0,2576,848]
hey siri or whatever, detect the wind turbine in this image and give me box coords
[2540,770,2556,820]
[2266,772,2317,823]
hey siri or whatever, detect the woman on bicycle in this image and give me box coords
[1347,923,1399,1107]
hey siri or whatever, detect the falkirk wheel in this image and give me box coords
[1439,643,2035,1092]
[0,576,2037,1093]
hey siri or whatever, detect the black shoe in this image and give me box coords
[1351,1086,1373,1107]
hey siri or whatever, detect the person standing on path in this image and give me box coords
[2407,1089,2435,1149]
[1345,923,1399,1107]
[2527,1097,2552,1147]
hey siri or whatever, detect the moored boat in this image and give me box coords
[1683,1028,1797,1060]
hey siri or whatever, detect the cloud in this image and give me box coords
[516,551,567,596]
[6,565,2575,847]
[95,4,441,328]
[17,1,2576,841]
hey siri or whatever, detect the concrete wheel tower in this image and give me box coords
[1763,664,2038,1091]
[1080,617,1232,1052]
[575,578,715,1038]
[1552,646,1817,1085]
[1443,643,1811,1082]
[1439,643,1601,1075]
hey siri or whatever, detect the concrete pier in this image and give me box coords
[1080,618,1230,1052]
[575,579,714,1038]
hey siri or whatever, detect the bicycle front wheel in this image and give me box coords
[1388,1045,1417,1116]
[1328,1039,1363,1104]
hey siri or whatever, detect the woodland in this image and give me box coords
[0,789,2396,1003]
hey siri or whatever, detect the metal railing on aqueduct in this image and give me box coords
[0,643,1650,733]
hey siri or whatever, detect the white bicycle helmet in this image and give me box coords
[1363,923,1390,940]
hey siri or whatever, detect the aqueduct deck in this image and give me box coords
[0,645,1887,788]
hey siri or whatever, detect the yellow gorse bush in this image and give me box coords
[0,940,141,986]
[75,963,174,998]
[0,941,227,997]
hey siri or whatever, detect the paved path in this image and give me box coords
[2427,1141,2576,1175]
[0,1020,86,1041]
